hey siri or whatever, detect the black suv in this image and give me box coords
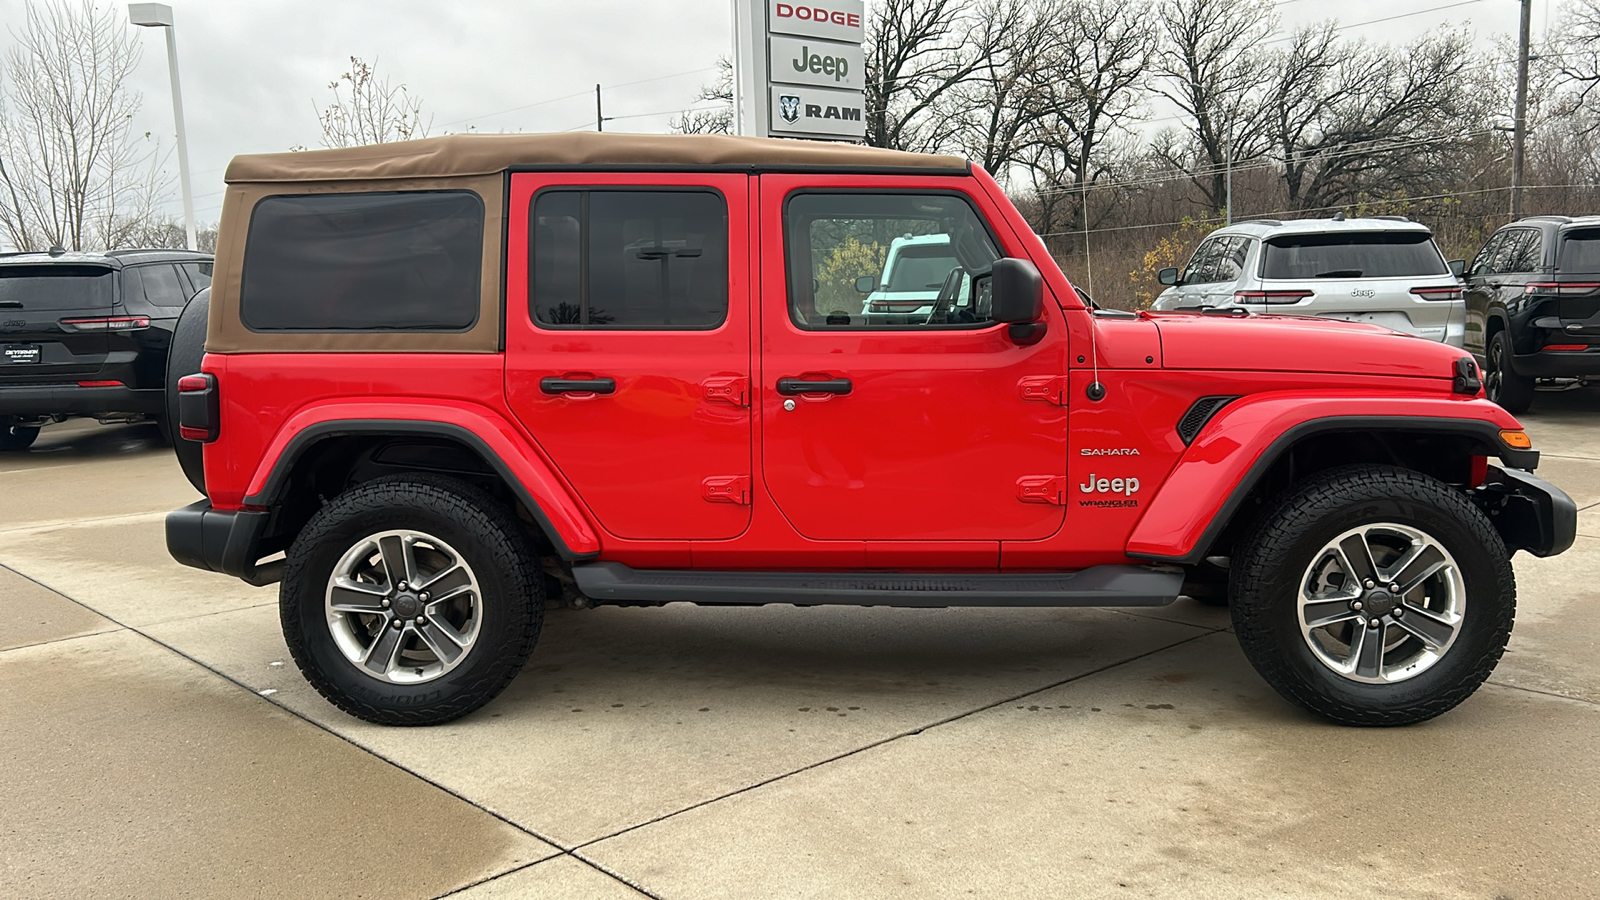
[0,248,212,450]
[1464,215,1600,413]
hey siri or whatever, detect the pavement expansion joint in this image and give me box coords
[0,625,126,655]
[571,626,1227,853]
[1483,678,1600,707]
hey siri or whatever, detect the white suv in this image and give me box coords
[1151,216,1466,347]
[858,234,971,323]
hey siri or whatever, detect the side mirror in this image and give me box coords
[854,275,877,294]
[992,258,1044,323]
[1448,259,1466,278]
[1157,267,1181,286]
[990,258,1046,345]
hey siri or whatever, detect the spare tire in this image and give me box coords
[166,287,210,495]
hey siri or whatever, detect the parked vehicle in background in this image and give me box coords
[0,248,212,450]
[166,134,1570,731]
[857,234,977,324]
[1462,215,1600,413]
[1151,216,1466,347]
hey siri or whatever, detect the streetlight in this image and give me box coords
[129,3,196,252]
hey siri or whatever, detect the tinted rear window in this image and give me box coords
[240,191,483,331]
[0,265,113,310]
[1559,229,1600,271]
[885,245,959,292]
[1261,232,1447,280]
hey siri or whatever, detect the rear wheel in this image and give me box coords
[1486,329,1534,414]
[280,474,543,725]
[0,424,39,451]
[1231,465,1514,726]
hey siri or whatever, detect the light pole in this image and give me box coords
[129,3,196,251]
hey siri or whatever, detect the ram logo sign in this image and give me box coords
[778,94,802,124]
[767,85,865,138]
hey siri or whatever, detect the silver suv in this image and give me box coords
[1151,216,1466,347]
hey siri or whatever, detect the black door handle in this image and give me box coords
[541,376,616,395]
[776,377,852,396]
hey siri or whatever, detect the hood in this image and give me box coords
[1148,312,1466,381]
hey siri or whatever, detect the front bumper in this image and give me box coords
[1474,467,1577,558]
[0,384,162,418]
[166,500,283,586]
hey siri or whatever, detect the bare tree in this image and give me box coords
[1152,0,1276,211]
[0,0,169,251]
[672,58,733,135]
[1268,29,1485,210]
[1024,0,1155,235]
[864,0,990,150]
[316,56,430,148]
[944,0,1054,175]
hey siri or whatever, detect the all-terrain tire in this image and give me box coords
[1230,464,1515,726]
[0,424,39,451]
[165,288,209,494]
[1486,329,1534,415]
[280,474,544,726]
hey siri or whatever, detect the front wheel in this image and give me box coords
[280,474,544,725]
[1231,465,1515,726]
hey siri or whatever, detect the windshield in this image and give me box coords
[1559,229,1600,272]
[1261,232,1448,280]
[885,245,961,292]
[0,265,114,310]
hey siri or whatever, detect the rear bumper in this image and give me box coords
[165,500,283,586]
[0,384,162,418]
[1511,350,1600,378]
[1474,467,1577,558]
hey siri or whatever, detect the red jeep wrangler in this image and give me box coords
[164,134,1575,727]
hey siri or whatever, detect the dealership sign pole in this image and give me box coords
[732,0,866,141]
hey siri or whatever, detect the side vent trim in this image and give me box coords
[1177,396,1240,445]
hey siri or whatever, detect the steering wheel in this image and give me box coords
[925,268,965,325]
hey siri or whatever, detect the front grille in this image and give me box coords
[1177,396,1238,445]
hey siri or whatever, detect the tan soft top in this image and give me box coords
[225,133,969,184]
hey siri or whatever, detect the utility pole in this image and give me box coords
[1511,0,1532,218]
[596,83,604,133]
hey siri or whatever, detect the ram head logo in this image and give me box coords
[778,94,801,125]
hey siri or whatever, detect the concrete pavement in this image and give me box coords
[3,394,1598,898]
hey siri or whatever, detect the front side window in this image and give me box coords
[1470,232,1508,277]
[785,193,1000,329]
[1260,231,1448,280]
[531,189,728,329]
[240,191,483,332]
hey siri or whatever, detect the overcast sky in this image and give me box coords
[0,0,1553,225]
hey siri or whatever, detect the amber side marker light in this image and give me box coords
[1500,429,1533,449]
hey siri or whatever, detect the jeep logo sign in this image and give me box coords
[766,85,865,138]
[769,34,863,91]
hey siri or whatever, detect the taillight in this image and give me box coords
[1234,290,1313,304]
[1525,282,1600,297]
[177,373,219,443]
[57,315,150,332]
[76,380,123,388]
[1410,286,1463,301]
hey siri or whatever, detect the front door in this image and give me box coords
[504,173,752,541]
[758,176,1069,542]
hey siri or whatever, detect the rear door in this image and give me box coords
[0,263,114,385]
[504,173,753,541]
[758,176,1068,543]
[1553,227,1600,335]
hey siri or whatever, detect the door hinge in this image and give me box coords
[1017,475,1067,506]
[1018,375,1068,405]
[703,377,749,408]
[702,475,752,506]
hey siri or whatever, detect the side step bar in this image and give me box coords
[571,562,1182,608]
